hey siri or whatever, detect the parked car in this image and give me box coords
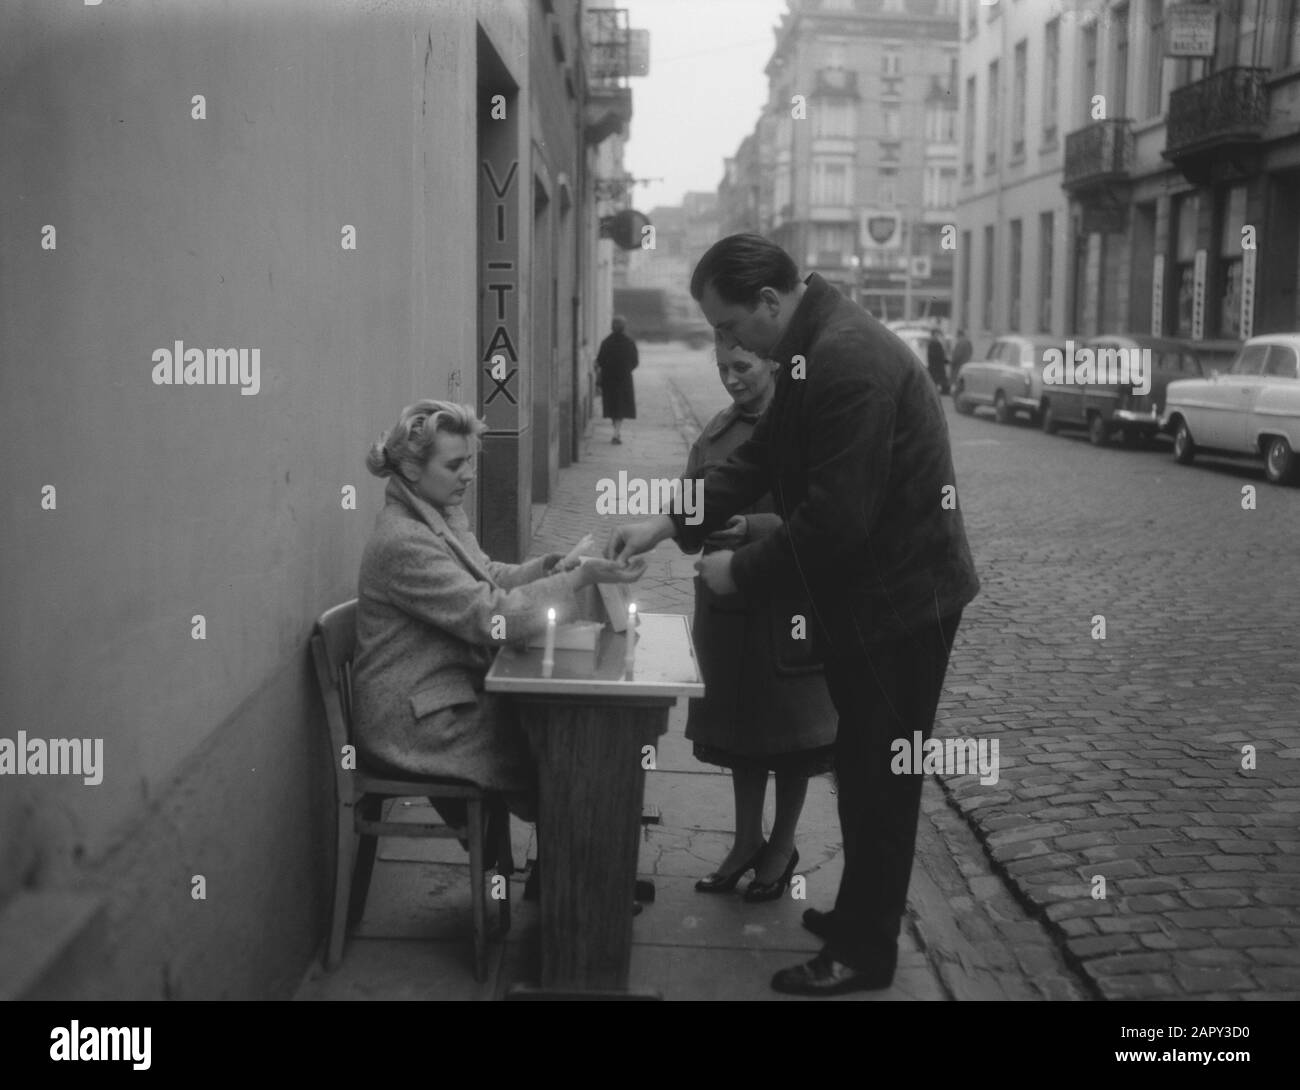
[1161,333,1300,485]
[952,334,1067,425]
[1040,334,1205,446]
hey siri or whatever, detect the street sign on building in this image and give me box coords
[1166,4,1217,57]
[860,210,902,250]
[627,29,649,77]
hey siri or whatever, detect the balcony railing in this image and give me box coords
[1166,67,1268,156]
[1062,118,1133,192]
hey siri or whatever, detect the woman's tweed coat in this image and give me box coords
[352,475,585,791]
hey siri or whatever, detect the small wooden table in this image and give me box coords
[485,612,704,999]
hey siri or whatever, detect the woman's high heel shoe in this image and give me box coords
[743,847,799,903]
[695,841,767,893]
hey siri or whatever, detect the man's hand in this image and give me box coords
[695,550,738,595]
[703,515,747,550]
[577,556,648,586]
[606,515,676,563]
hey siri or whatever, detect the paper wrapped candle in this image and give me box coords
[624,603,637,675]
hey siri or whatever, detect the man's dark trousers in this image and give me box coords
[819,609,963,975]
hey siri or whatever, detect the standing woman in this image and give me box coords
[595,316,638,444]
[351,399,644,816]
[685,342,837,901]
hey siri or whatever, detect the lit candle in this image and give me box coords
[624,603,637,676]
[542,607,556,678]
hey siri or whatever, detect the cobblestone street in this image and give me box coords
[554,342,1300,1001]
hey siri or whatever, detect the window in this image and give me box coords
[879,167,898,206]
[964,74,976,181]
[1012,40,1027,158]
[814,99,855,138]
[983,224,996,329]
[825,43,847,69]
[1081,23,1098,125]
[1173,192,1200,337]
[882,50,902,78]
[882,104,902,138]
[1043,18,1060,144]
[882,0,905,12]
[926,104,957,142]
[812,159,852,205]
[960,229,972,329]
[1113,4,1129,119]
[923,165,957,208]
[986,60,1000,170]
[813,224,852,262]
[774,167,792,211]
[1217,185,1247,338]
[1144,0,1165,119]
[1009,219,1023,331]
[1234,0,1260,67]
[1264,345,1300,379]
[1231,344,1269,375]
[822,0,852,10]
[1039,211,1054,332]
[1288,0,1300,67]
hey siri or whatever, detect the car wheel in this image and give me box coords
[953,382,974,415]
[1264,436,1299,485]
[1041,401,1058,435]
[1172,420,1196,465]
[1087,413,1110,447]
[993,392,1011,425]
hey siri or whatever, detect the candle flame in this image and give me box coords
[628,603,637,616]
[547,607,556,621]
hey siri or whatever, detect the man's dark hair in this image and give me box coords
[690,233,801,305]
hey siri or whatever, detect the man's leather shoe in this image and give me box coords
[770,952,893,996]
[802,907,834,940]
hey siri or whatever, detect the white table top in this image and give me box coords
[485,612,705,699]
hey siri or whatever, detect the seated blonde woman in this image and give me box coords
[352,399,644,820]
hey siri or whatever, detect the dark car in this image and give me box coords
[1040,334,1206,446]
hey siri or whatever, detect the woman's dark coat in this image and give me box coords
[596,330,638,420]
[682,404,836,757]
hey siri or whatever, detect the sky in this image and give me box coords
[619,0,790,212]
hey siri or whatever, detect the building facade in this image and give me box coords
[958,0,1300,354]
[1,0,637,999]
[720,0,962,322]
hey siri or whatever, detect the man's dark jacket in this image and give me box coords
[670,274,979,653]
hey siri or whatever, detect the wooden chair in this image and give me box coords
[310,599,512,982]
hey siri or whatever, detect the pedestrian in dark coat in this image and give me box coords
[683,340,837,902]
[926,328,950,394]
[595,316,638,444]
[609,235,979,997]
[950,328,973,380]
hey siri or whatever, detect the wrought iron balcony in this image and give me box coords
[1165,67,1268,158]
[1062,119,1133,194]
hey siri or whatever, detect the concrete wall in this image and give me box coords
[0,0,525,998]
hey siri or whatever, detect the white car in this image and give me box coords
[1161,333,1300,485]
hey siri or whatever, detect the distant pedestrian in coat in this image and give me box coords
[596,316,638,444]
[685,338,837,903]
[926,328,950,394]
[352,399,645,819]
[950,328,973,381]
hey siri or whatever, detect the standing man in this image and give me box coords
[926,327,950,394]
[595,315,638,445]
[950,327,973,384]
[607,234,979,996]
